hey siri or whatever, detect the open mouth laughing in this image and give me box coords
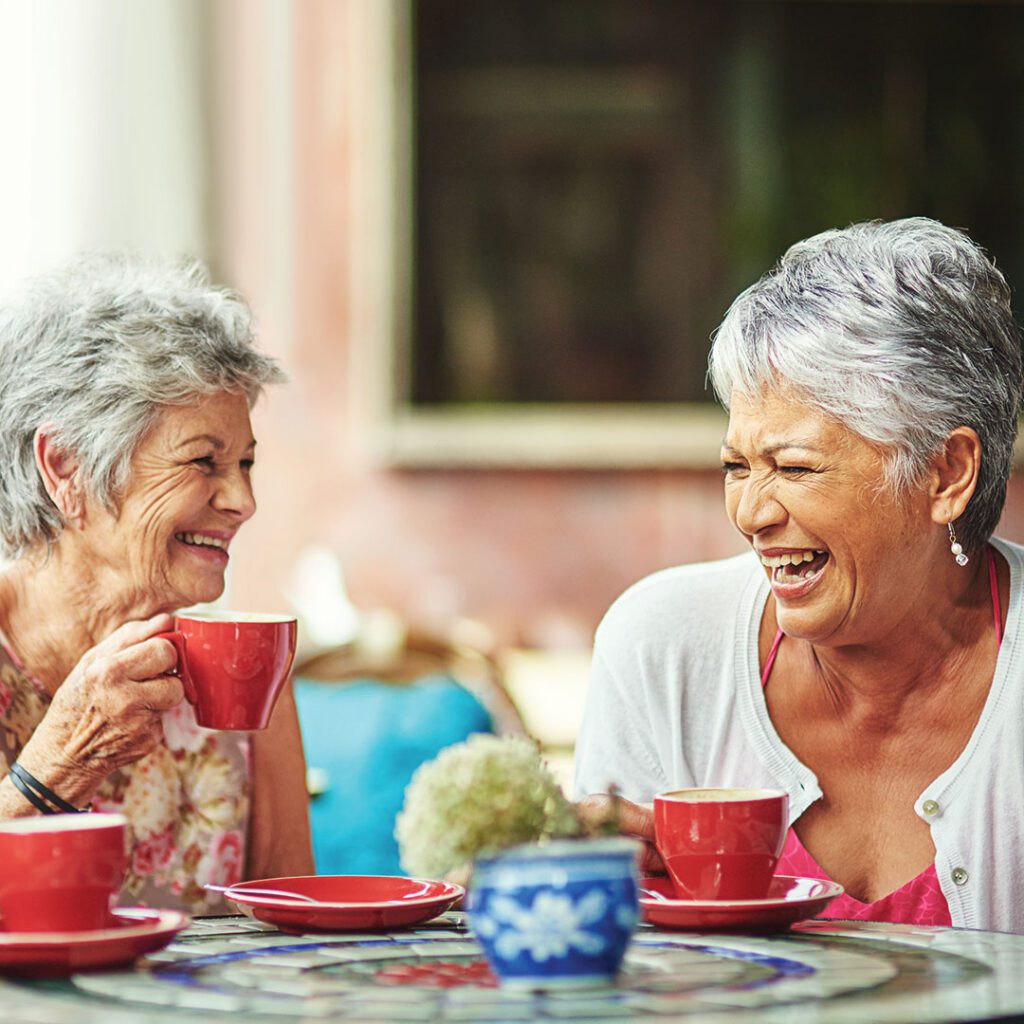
[759,549,829,595]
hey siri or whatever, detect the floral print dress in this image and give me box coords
[0,644,250,915]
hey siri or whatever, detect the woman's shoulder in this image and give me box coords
[992,535,1024,565]
[595,551,762,650]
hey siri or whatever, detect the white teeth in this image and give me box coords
[759,550,824,569]
[176,532,228,551]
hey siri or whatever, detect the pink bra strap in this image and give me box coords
[761,627,785,689]
[762,544,1003,691]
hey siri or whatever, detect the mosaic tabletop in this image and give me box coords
[5,912,1024,1023]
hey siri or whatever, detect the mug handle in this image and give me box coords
[154,630,198,705]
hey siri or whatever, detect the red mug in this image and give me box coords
[0,812,128,932]
[653,788,788,900]
[157,612,297,731]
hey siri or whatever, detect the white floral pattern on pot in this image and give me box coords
[475,890,612,961]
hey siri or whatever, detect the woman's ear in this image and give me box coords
[33,427,85,526]
[929,426,981,525]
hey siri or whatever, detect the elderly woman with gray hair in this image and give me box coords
[0,255,312,912]
[575,217,1024,931]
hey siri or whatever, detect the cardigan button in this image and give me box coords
[951,867,969,886]
[922,799,940,817]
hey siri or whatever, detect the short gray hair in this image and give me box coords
[0,253,287,558]
[709,217,1024,554]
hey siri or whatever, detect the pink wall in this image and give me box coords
[215,1,1024,649]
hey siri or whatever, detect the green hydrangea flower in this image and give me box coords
[395,734,582,878]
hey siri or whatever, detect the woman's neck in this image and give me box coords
[764,548,1004,718]
[0,545,168,696]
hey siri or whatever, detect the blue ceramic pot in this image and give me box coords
[468,837,639,988]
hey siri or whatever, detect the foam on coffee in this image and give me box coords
[178,611,296,624]
[660,788,784,802]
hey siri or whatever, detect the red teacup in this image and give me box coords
[0,812,128,932]
[653,788,788,900]
[158,612,297,731]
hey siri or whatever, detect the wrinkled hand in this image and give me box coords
[576,793,665,876]
[27,613,185,784]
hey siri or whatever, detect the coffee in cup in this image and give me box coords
[0,812,128,932]
[653,788,788,900]
[158,612,297,731]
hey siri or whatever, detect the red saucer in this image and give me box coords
[223,875,464,933]
[640,875,843,932]
[0,907,189,976]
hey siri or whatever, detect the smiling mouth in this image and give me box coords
[175,532,230,554]
[760,550,829,585]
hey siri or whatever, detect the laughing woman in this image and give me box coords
[0,255,313,912]
[575,218,1024,931]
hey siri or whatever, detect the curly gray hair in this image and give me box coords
[709,217,1024,555]
[0,253,286,558]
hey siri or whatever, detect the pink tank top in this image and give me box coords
[760,547,1002,926]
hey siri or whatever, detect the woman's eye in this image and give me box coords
[721,461,747,475]
[191,456,215,469]
[779,465,812,476]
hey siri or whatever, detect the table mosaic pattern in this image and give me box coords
[3,913,1024,1023]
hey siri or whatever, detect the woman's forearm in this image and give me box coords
[0,775,44,818]
[0,731,108,818]
[0,617,187,822]
[247,683,314,878]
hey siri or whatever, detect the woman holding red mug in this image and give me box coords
[0,254,312,911]
[576,218,1024,931]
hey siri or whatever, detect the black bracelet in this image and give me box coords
[9,762,85,814]
[7,766,53,814]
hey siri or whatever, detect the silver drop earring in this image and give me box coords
[949,522,969,566]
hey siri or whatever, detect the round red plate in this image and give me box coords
[223,875,464,933]
[640,875,844,932]
[0,907,189,976]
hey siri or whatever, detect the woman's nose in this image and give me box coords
[731,476,785,537]
[212,467,257,521]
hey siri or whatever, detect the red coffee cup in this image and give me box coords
[653,788,788,900]
[0,812,128,932]
[157,612,297,731]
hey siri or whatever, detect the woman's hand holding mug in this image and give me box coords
[576,793,666,876]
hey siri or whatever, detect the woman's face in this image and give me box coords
[82,391,258,613]
[722,388,934,645]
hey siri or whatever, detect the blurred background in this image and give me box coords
[4,0,1024,806]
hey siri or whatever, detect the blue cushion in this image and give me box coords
[294,675,494,876]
